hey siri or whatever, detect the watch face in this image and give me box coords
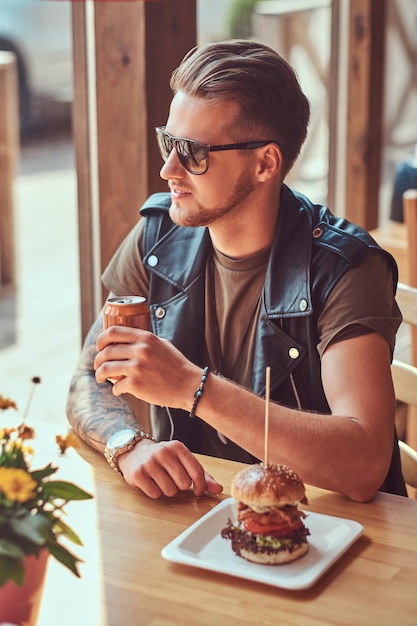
[108,429,136,448]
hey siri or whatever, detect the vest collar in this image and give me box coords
[143,185,313,318]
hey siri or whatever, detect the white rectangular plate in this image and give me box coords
[161,498,363,590]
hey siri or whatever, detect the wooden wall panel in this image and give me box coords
[72,1,196,341]
[94,1,148,279]
[71,3,92,340]
[0,52,19,294]
[345,0,386,230]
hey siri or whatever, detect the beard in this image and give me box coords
[169,169,256,228]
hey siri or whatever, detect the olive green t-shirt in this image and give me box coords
[102,218,401,458]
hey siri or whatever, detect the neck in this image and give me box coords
[209,197,280,259]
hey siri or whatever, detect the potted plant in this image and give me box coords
[0,377,93,625]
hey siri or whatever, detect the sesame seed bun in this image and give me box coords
[231,463,307,508]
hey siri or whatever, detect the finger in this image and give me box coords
[204,473,224,495]
[96,325,147,350]
[154,442,196,491]
[140,469,184,498]
[145,441,208,496]
[135,475,164,499]
[192,471,223,496]
[94,345,136,383]
[138,473,187,499]
[94,342,133,369]
[94,361,126,384]
[168,445,207,493]
[131,446,192,498]
[127,459,180,499]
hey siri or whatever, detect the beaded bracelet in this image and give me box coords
[189,366,209,418]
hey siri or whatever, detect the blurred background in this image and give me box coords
[0,0,416,424]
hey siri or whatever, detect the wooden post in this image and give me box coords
[72,0,197,341]
[0,51,19,294]
[345,0,385,230]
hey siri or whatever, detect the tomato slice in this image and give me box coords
[242,518,293,535]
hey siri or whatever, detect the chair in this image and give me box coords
[403,189,417,364]
[392,282,417,497]
[392,359,417,495]
[398,442,417,492]
[368,189,417,286]
[396,282,417,331]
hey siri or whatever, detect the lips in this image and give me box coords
[169,185,192,199]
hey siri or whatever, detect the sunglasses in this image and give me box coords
[155,126,282,175]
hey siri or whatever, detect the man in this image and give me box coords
[67,40,406,502]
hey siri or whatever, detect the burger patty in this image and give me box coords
[221,518,310,556]
[237,502,307,529]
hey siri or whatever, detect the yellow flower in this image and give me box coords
[3,437,32,455]
[0,467,37,503]
[0,426,18,440]
[56,432,79,454]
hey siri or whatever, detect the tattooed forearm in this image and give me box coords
[66,373,138,452]
[66,314,139,452]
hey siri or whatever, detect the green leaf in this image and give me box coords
[10,512,53,545]
[46,540,83,577]
[0,447,29,470]
[0,537,25,559]
[0,553,25,586]
[31,463,58,481]
[53,517,84,546]
[42,480,93,501]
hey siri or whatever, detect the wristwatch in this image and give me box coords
[104,428,155,475]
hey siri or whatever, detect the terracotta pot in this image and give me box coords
[0,550,49,626]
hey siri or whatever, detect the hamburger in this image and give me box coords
[221,463,310,565]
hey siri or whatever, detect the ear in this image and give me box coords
[255,143,283,182]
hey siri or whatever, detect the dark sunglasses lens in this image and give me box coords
[175,139,207,174]
[156,128,208,174]
[156,129,173,161]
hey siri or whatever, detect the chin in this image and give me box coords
[169,201,196,227]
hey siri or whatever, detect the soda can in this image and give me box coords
[103,296,151,331]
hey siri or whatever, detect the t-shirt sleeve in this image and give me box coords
[317,250,402,358]
[101,217,150,297]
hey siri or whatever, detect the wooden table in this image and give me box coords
[35,429,417,626]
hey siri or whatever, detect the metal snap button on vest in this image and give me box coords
[312,227,323,238]
[155,307,166,319]
[289,347,300,359]
[288,348,300,359]
[299,298,308,311]
[148,254,159,267]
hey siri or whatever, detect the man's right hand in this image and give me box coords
[118,438,223,499]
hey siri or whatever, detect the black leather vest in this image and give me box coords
[139,185,406,496]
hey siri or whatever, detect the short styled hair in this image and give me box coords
[170,40,310,176]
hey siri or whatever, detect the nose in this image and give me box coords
[159,148,186,181]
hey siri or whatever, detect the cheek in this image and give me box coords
[195,162,241,196]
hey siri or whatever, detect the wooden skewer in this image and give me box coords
[264,366,271,466]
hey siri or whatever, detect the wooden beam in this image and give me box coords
[71,3,93,341]
[327,0,340,214]
[0,52,19,294]
[72,1,197,341]
[345,0,386,230]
